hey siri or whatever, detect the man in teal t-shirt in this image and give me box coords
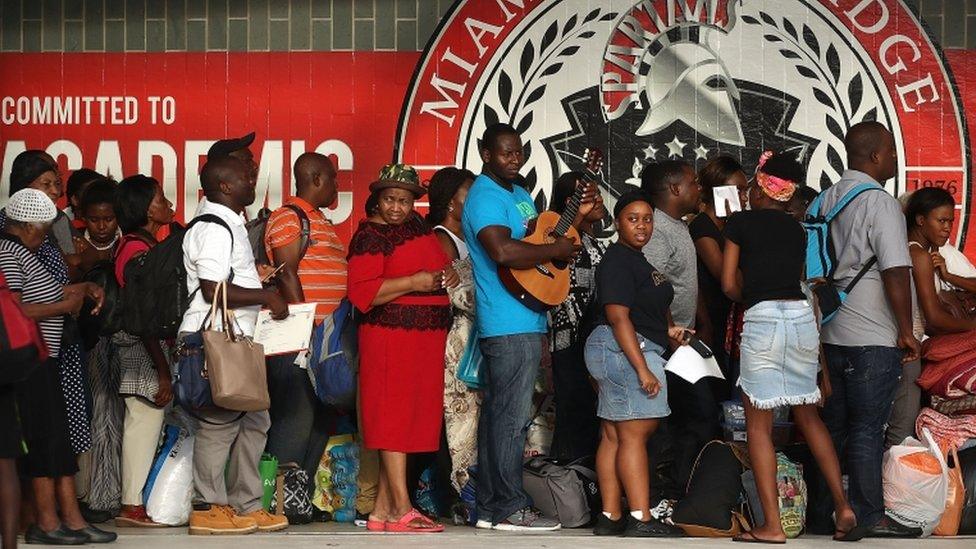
[461,123,582,531]
[464,176,544,336]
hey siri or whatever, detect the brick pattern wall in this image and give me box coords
[0,0,972,53]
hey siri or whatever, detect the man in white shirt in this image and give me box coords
[181,156,289,536]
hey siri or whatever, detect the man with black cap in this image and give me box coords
[208,132,258,183]
[180,155,289,536]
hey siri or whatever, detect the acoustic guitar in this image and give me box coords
[498,148,604,312]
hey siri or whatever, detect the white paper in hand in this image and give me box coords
[713,185,742,217]
[665,345,726,384]
[254,303,316,356]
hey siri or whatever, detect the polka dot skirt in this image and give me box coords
[59,342,92,454]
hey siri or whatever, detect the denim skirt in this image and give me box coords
[739,300,821,410]
[584,325,670,421]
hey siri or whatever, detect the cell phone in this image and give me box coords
[687,336,714,359]
[262,263,286,282]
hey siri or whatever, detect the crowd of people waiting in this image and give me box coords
[1,119,975,547]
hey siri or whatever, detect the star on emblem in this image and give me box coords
[694,144,709,160]
[642,143,658,160]
[665,136,687,158]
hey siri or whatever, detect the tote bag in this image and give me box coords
[202,281,270,411]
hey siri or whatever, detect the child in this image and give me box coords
[73,178,120,272]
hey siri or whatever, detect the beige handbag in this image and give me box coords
[201,280,270,411]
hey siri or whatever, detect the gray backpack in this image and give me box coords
[245,204,311,265]
[522,457,598,528]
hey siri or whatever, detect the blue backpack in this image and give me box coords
[803,183,884,324]
[306,299,358,411]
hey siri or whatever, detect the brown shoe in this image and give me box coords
[115,505,168,528]
[244,509,289,532]
[188,505,258,535]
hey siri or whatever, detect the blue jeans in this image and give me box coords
[819,344,903,529]
[265,353,333,493]
[476,333,543,524]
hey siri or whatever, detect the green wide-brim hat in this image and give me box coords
[369,163,427,197]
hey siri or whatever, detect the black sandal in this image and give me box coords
[834,523,867,542]
[733,531,787,544]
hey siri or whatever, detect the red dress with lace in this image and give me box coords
[347,214,451,452]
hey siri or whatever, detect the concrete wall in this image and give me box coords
[0,0,973,54]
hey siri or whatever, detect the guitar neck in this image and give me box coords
[553,199,580,237]
[552,170,595,237]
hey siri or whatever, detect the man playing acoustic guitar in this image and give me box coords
[461,123,594,531]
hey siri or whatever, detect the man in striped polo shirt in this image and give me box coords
[263,152,348,489]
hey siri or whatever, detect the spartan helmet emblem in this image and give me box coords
[638,34,746,147]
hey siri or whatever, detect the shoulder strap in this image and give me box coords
[116,233,153,260]
[185,213,236,284]
[564,463,598,483]
[434,225,463,258]
[805,192,826,221]
[842,257,878,294]
[187,213,234,245]
[282,204,311,259]
[822,184,884,222]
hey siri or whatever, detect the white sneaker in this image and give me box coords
[475,519,493,529]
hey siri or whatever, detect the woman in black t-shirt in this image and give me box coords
[585,191,689,538]
[689,155,747,395]
[721,152,859,543]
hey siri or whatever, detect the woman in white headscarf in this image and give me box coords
[0,189,115,545]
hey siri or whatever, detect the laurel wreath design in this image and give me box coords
[482,7,617,210]
[742,11,876,185]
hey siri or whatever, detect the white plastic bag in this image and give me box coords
[882,427,948,536]
[143,425,195,526]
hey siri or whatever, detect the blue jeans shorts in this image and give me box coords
[584,325,670,421]
[739,300,821,409]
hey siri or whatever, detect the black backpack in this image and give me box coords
[77,259,124,348]
[671,440,751,537]
[120,214,232,339]
[246,204,311,264]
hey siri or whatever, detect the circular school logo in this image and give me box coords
[395,0,970,242]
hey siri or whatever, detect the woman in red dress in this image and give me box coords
[348,164,458,533]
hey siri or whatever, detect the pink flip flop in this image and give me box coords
[366,516,386,532]
[385,509,444,533]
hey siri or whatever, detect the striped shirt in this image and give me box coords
[264,197,347,320]
[0,235,65,357]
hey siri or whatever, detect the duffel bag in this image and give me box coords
[522,456,595,528]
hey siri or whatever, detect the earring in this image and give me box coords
[449,204,455,213]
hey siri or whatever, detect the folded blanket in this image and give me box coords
[919,330,976,398]
[915,407,976,453]
[931,394,976,416]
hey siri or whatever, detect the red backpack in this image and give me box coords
[0,271,47,385]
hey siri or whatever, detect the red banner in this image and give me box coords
[2,49,976,252]
[0,52,420,242]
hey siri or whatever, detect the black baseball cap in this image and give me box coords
[207,132,256,159]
